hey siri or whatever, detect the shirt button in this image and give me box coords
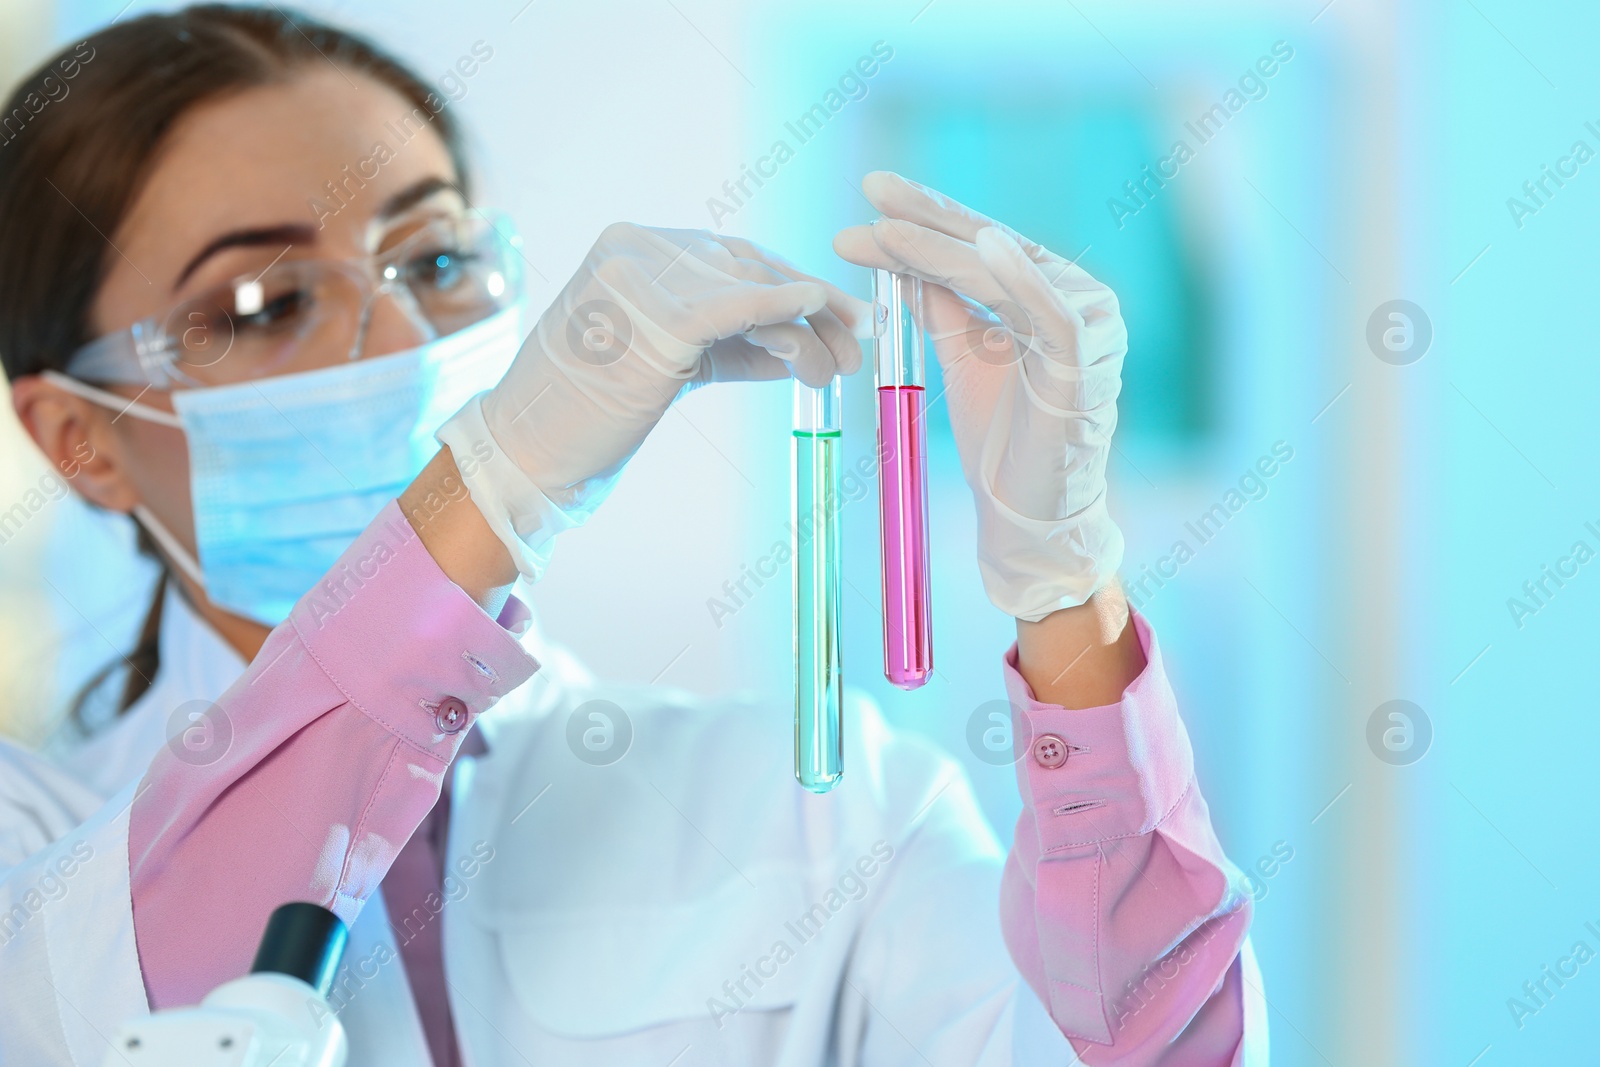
[1031,734,1069,769]
[434,696,469,735]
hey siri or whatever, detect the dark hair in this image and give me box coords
[0,5,471,717]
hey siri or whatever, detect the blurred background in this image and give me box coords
[1,0,1595,1062]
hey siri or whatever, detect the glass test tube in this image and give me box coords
[874,269,933,690]
[793,378,844,792]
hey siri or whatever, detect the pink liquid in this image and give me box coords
[878,385,933,690]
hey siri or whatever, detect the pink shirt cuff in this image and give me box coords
[287,505,539,755]
[1000,611,1194,854]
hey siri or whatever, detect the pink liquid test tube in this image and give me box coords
[874,269,933,690]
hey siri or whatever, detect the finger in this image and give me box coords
[685,280,830,344]
[699,336,798,383]
[977,227,1126,406]
[592,255,839,382]
[805,309,863,376]
[638,226,859,329]
[839,215,1100,312]
[746,321,837,387]
[910,281,1031,379]
[860,171,1042,255]
[868,218,1013,309]
[710,233,874,338]
[648,226,873,349]
[977,226,1121,345]
[834,222,1029,369]
[832,224,898,272]
[819,308,870,375]
[972,226,1077,366]
[919,281,997,343]
[876,220,1104,362]
[856,172,1108,289]
[720,256,864,374]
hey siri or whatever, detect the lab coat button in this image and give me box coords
[434,696,469,735]
[1032,734,1069,769]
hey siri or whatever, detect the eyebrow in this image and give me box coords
[376,176,461,221]
[174,224,314,290]
[172,176,464,291]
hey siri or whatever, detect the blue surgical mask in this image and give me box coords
[45,306,524,626]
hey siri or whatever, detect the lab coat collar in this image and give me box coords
[56,581,246,796]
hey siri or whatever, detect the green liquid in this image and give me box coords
[793,429,843,793]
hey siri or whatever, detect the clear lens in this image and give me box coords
[157,298,235,376]
[389,217,520,337]
[167,262,364,384]
[155,215,522,387]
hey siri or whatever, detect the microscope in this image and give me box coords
[101,902,349,1067]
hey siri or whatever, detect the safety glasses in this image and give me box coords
[64,211,525,389]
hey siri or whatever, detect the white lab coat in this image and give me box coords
[0,584,1078,1065]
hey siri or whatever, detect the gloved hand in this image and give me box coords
[438,222,869,579]
[834,172,1127,622]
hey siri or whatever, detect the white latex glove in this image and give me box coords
[438,222,869,579]
[834,172,1126,622]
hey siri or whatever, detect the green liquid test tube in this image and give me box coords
[793,379,843,793]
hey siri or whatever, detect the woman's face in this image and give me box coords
[18,66,461,598]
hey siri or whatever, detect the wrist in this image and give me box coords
[1014,580,1145,709]
[399,447,519,615]
[435,391,585,585]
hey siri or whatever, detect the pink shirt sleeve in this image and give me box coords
[999,611,1257,1064]
[128,502,540,1009]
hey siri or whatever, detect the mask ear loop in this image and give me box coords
[131,503,207,592]
[39,370,184,429]
[34,371,207,592]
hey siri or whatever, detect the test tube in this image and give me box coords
[793,378,843,792]
[874,269,933,690]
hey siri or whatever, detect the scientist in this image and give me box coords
[0,6,1264,1065]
